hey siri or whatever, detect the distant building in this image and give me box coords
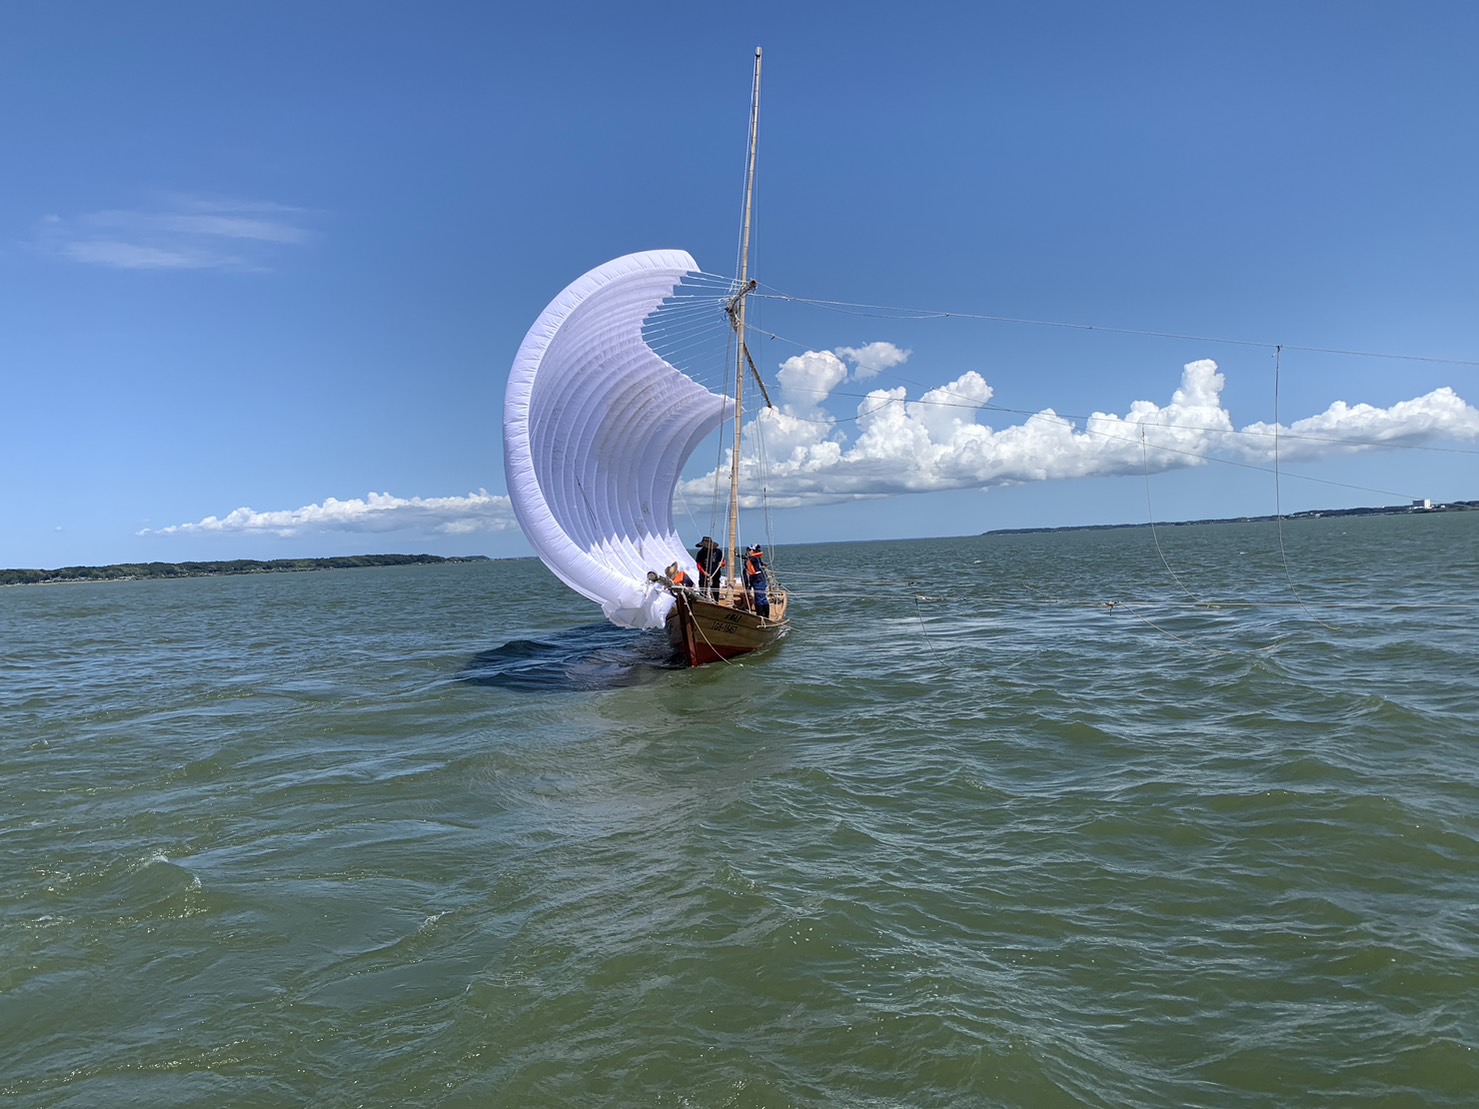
[1411,498,1433,510]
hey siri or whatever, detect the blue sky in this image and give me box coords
[4,1,1476,569]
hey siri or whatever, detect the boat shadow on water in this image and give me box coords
[459,624,686,693]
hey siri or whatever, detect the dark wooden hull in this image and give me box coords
[665,590,789,667]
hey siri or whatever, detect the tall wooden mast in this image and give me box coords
[726,46,762,589]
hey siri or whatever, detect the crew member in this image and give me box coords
[745,544,770,619]
[694,536,725,599]
[665,562,691,590]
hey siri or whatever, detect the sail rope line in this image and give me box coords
[662,320,730,558]
[730,376,1437,505]
[655,269,787,611]
[766,374,1479,457]
[1108,601,1251,657]
[660,289,1464,530]
[1084,424,1421,499]
[733,320,1479,463]
[1139,424,1202,604]
[1271,345,1341,633]
[645,302,729,345]
[746,394,1426,505]
[776,568,1479,607]
[659,291,734,582]
[751,405,784,577]
[708,273,1475,533]
[733,323,785,559]
[1132,419,1269,656]
[754,374,1479,459]
[738,378,1479,476]
[655,309,749,678]
[684,595,741,667]
[688,328,739,560]
[910,592,950,668]
[753,337,1437,503]
[653,291,733,560]
[645,294,740,392]
[734,283,1479,369]
[660,315,752,676]
[672,484,722,572]
[779,584,1479,611]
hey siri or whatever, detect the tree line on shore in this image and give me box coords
[0,554,490,587]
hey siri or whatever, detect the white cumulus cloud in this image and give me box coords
[681,356,1479,507]
[776,350,848,416]
[143,490,516,539]
[1236,387,1479,463]
[836,341,911,379]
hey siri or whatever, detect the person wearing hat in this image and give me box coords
[694,536,724,599]
[744,544,770,619]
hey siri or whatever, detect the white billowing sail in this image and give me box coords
[503,250,731,629]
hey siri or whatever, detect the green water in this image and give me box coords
[3,514,1477,1106]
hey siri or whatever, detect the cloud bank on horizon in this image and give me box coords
[143,490,516,540]
[146,351,1479,541]
[699,350,1479,509]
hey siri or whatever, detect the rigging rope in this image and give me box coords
[1271,345,1341,632]
[784,589,1479,612]
[766,380,1479,458]
[1139,424,1201,603]
[739,283,1479,369]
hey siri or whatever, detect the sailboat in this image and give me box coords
[502,47,789,668]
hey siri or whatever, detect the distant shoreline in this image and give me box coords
[0,553,491,587]
[983,499,1478,536]
[7,500,1475,584]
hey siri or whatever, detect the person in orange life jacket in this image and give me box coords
[694,536,724,599]
[665,562,692,590]
[744,545,769,618]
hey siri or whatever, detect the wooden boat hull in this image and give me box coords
[665,590,789,667]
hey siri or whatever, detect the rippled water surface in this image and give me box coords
[4,514,1477,1106]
